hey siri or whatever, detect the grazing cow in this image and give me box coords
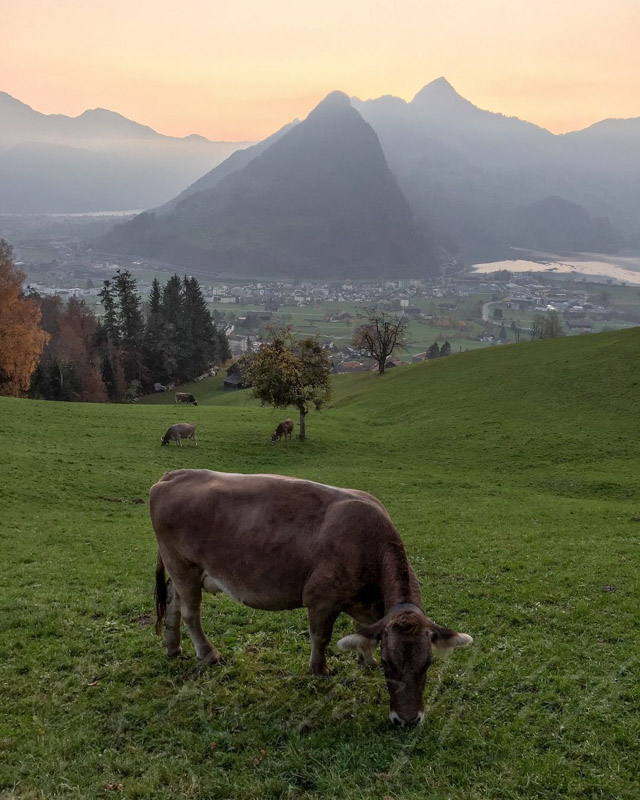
[271,419,294,442]
[175,392,198,406]
[161,423,197,447]
[150,470,472,725]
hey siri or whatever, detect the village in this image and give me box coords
[21,251,639,375]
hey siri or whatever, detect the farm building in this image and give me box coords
[223,363,252,391]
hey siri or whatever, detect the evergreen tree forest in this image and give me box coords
[29,270,230,402]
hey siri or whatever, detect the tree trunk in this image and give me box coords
[378,357,385,374]
[299,409,307,440]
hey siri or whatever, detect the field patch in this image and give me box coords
[1,329,639,799]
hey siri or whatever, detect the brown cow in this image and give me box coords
[175,392,198,406]
[271,419,294,442]
[150,469,472,725]
[161,423,197,447]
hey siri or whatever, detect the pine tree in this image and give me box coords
[427,342,440,359]
[440,340,452,357]
[159,274,185,383]
[99,280,119,344]
[182,276,225,380]
[112,269,145,386]
[143,278,167,383]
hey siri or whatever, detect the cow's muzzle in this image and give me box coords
[389,710,424,727]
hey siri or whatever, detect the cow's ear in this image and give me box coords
[337,631,381,653]
[337,633,374,652]
[429,626,473,658]
[337,620,384,651]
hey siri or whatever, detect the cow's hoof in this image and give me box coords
[166,647,183,658]
[311,665,331,678]
[202,649,224,666]
[358,657,378,670]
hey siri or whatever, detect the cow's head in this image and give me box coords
[338,606,472,726]
[193,400,198,406]
[271,431,279,442]
[160,435,169,446]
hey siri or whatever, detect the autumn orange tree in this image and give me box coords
[30,296,108,402]
[0,240,49,396]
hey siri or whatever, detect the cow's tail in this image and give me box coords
[154,550,168,636]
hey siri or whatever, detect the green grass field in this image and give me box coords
[1,329,639,799]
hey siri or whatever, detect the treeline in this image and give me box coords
[0,242,230,401]
[31,270,230,402]
[426,340,452,359]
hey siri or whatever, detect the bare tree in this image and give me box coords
[353,309,408,374]
[531,311,564,340]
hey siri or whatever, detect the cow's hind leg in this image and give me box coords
[170,565,222,664]
[162,578,183,657]
[307,607,339,677]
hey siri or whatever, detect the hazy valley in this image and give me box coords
[2,79,640,283]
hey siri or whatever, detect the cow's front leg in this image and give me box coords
[308,607,339,677]
[162,578,183,656]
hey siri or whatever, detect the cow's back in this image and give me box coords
[149,470,391,610]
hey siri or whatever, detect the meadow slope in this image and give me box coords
[1,329,639,799]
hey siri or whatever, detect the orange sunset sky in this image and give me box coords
[2,0,639,141]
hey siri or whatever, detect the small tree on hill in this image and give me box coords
[440,340,452,357]
[531,311,564,340]
[427,342,440,359]
[542,311,564,339]
[241,328,331,441]
[353,309,407,374]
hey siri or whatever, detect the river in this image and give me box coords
[472,252,640,285]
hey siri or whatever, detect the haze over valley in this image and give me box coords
[0,91,253,213]
[4,78,639,282]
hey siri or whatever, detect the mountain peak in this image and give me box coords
[316,89,351,108]
[412,77,472,109]
[309,90,352,114]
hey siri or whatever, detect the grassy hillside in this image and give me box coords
[1,329,639,799]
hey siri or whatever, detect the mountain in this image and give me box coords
[504,195,623,253]
[352,78,635,259]
[100,91,435,279]
[0,92,253,212]
[155,119,300,215]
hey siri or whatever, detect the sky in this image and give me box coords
[2,0,639,141]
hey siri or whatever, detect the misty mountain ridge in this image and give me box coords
[0,91,254,213]
[101,90,435,279]
[350,77,637,258]
[3,79,639,266]
[0,91,242,145]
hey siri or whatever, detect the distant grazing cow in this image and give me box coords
[271,419,294,442]
[161,423,197,447]
[150,469,472,725]
[175,392,197,406]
